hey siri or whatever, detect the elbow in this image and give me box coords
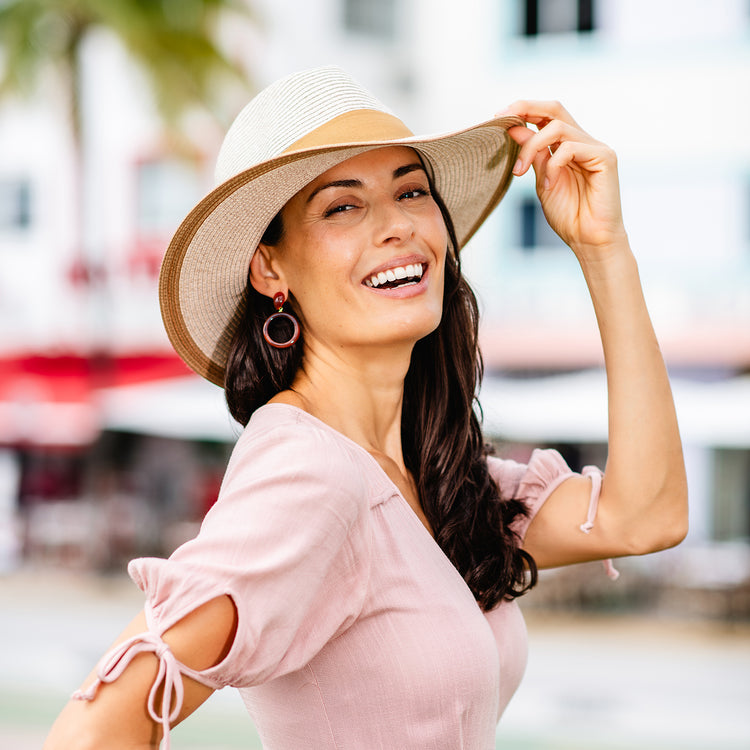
[642,516,688,553]
[626,485,689,556]
[660,475,690,549]
[665,507,690,549]
[622,520,687,557]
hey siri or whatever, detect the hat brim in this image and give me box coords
[159,116,523,387]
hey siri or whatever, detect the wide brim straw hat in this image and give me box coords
[160,66,523,387]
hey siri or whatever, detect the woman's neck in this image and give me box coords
[270,341,412,470]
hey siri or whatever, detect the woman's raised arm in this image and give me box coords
[502,100,688,568]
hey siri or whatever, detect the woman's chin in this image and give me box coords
[365,314,443,349]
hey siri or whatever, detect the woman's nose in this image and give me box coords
[373,199,415,245]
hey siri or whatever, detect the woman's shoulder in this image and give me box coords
[228,402,382,499]
[241,402,360,453]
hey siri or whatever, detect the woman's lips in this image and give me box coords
[362,263,429,298]
[363,261,426,289]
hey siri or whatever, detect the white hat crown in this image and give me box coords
[215,66,393,184]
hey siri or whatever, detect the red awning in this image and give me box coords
[0,353,192,447]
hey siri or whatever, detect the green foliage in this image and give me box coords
[0,0,254,126]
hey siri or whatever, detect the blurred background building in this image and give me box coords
[0,0,749,616]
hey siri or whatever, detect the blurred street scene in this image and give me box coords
[1,0,749,748]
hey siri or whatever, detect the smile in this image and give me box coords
[363,263,425,290]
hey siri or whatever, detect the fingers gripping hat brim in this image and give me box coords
[159,68,522,387]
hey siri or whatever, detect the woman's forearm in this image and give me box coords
[578,237,688,553]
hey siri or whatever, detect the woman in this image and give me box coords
[45,66,688,749]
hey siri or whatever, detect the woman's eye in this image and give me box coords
[324,203,356,217]
[399,187,430,201]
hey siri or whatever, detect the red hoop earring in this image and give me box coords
[262,292,300,349]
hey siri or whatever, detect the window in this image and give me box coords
[521,0,595,36]
[0,178,32,231]
[135,157,202,239]
[131,156,203,277]
[713,448,750,540]
[519,195,565,251]
[342,0,396,40]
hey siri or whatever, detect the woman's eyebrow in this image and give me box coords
[306,163,427,204]
[306,179,361,204]
[393,163,426,179]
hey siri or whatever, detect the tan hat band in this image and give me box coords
[283,109,414,154]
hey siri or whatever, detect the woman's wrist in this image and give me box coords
[573,231,635,283]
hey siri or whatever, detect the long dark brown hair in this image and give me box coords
[225,189,537,610]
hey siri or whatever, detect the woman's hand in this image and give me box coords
[501,100,627,259]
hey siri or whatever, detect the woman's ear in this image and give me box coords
[249,244,284,298]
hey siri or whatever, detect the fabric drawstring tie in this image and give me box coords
[73,631,184,749]
[580,466,620,580]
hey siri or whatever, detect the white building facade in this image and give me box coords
[1,0,748,560]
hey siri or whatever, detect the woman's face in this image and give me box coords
[265,146,448,352]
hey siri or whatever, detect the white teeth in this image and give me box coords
[365,263,425,288]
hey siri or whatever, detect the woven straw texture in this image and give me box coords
[215,67,394,182]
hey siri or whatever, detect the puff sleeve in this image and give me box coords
[73,413,371,746]
[488,449,618,579]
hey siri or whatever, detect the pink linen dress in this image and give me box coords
[75,403,605,749]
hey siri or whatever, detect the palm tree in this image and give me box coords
[0,0,255,289]
[0,0,254,142]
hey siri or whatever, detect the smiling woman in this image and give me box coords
[45,66,688,750]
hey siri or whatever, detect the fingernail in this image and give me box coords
[513,159,523,175]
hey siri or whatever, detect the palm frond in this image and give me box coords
[0,0,255,122]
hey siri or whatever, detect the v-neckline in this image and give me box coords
[257,402,436,540]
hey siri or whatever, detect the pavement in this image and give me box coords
[2,567,749,750]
